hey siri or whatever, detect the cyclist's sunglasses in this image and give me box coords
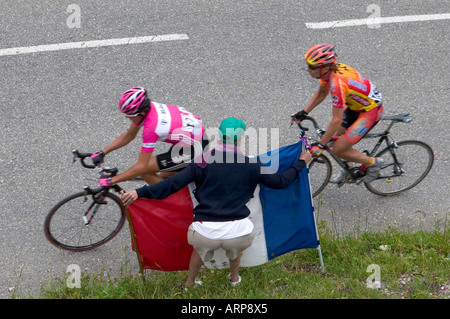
[307,64,321,70]
[125,97,150,118]
[125,113,142,118]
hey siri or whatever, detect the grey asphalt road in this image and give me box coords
[0,1,449,298]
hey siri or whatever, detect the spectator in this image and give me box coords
[121,117,312,288]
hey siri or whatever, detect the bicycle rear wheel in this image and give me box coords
[365,140,434,196]
[44,191,126,251]
[308,154,332,198]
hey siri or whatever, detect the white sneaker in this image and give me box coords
[330,171,345,184]
[364,158,384,183]
[229,275,241,287]
[184,279,203,291]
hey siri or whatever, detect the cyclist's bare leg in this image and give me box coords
[332,107,382,167]
[332,137,374,166]
[139,156,164,184]
[140,172,163,184]
[158,172,177,181]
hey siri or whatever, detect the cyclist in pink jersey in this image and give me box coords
[292,44,384,183]
[91,87,208,186]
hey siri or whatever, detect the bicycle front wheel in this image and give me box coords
[365,140,434,196]
[44,191,126,251]
[308,154,332,198]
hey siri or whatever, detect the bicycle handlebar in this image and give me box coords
[293,115,325,138]
[72,150,119,176]
[72,150,96,169]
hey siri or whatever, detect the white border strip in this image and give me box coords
[0,33,189,57]
[306,13,450,29]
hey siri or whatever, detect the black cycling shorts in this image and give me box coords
[156,136,210,172]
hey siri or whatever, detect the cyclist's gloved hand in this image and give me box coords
[310,143,325,157]
[91,151,105,167]
[99,177,112,187]
[98,170,113,187]
[291,110,308,121]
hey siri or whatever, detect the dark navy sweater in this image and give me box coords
[135,149,306,222]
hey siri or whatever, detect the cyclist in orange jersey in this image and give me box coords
[292,44,384,183]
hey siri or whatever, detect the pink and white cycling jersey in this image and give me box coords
[136,102,204,153]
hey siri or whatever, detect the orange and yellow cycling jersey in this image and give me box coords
[320,63,382,112]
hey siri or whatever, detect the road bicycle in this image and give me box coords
[44,150,135,251]
[296,112,434,197]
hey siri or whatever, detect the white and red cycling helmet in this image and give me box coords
[305,44,337,67]
[118,87,150,116]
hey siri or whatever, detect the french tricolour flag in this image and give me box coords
[127,141,321,271]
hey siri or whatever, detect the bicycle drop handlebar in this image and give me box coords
[72,150,96,168]
[293,115,326,138]
[72,150,119,176]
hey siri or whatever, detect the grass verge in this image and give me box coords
[35,225,449,300]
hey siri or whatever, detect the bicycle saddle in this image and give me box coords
[381,112,412,123]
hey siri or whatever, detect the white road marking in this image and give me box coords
[305,13,450,29]
[0,33,189,57]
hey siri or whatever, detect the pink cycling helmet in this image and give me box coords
[305,44,337,67]
[118,87,150,115]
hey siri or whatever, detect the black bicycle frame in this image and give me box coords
[81,183,124,225]
[310,119,401,182]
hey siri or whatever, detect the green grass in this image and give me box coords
[35,224,449,300]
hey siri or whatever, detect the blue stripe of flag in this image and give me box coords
[257,141,318,260]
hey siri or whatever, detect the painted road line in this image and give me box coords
[305,13,450,29]
[0,33,189,57]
